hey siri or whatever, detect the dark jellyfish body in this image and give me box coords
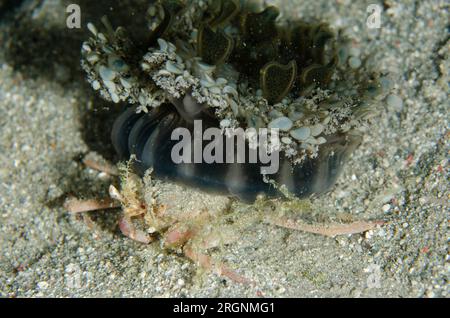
[111,100,361,203]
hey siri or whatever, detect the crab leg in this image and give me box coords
[183,245,253,285]
[82,152,119,176]
[118,217,154,244]
[65,197,120,214]
[265,216,385,238]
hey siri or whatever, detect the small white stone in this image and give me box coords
[281,137,292,145]
[216,78,228,86]
[380,77,393,90]
[165,61,183,75]
[349,47,361,57]
[386,94,403,111]
[86,53,100,64]
[157,70,172,76]
[220,119,231,128]
[37,281,49,290]
[269,110,284,119]
[323,116,332,125]
[349,57,362,69]
[201,74,216,87]
[382,204,391,212]
[209,86,222,94]
[97,33,107,42]
[290,127,311,141]
[200,79,214,88]
[223,85,238,97]
[305,137,319,145]
[104,80,116,92]
[268,117,293,131]
[288,111,304,121]
[87,23,98,36]
[82,42,91,52]
[90,81,100,91]
[157,38,168,52]
[167,42,177,54]
[99,66,117,81]
[120,78,132,89]
[111,92,120,103]
[310,124,324,136]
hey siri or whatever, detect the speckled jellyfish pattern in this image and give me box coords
[81,0,393,202]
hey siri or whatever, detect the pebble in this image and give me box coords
[310,124,325,136]
[157,38,168,52]
[200,79,215,88]
[386,94,404,111]
[209,87,222,94]
[223,85,238,97]
[349,57,362,69]
[290,127,311,141]
[111,92,120,103]
[322,116,332,125]
[165,61,183,75]
[87,23,98,36]
[103,80,116,93]
[97,33,107,43]
[120,78,132,89]
[37,281,49,290]
[216,78,228,86]
[99,66,117,82]
[92,80,101,90]
[177,279,185,287]
[380,76,393,90]
[220,119,232,128]
[268,117,293,131]
[269,110,284,119]
[305,137,319,145]
[349,47,361,57]
[86,53,100,64]
[288,111,304,121]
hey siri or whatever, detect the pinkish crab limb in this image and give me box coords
[265,216,385,238]
[118,217,154,244]
[183,245,253,286]
[64,197,120,214]
[82,152,120,176]
[163,224,196,249]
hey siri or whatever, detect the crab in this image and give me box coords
[65,153,385,285]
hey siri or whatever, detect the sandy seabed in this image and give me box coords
[0,0,448,297]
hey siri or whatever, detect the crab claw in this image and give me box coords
[119,217,153,244]
[183,246,253,286]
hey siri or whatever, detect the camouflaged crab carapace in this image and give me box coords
[81,0,392,203]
